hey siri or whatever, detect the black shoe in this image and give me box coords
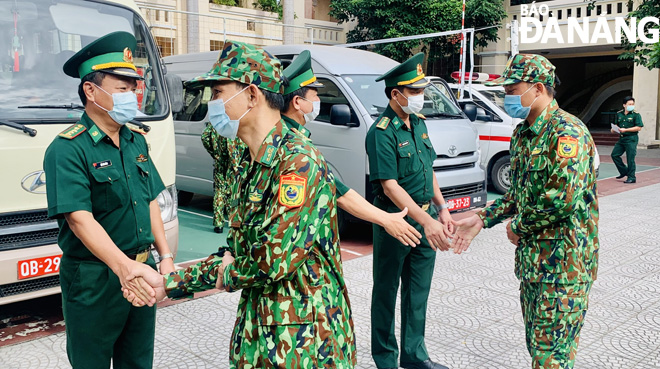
[400,359,449,369]
[214,226,223,233]
[616,174,626,179]
[624,178,636,184]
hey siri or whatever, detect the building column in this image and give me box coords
[632,64,660,148]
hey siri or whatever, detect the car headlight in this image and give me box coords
[156,184,178,223]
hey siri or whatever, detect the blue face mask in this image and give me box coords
[504,84,539,119]
[626,105,635,112]
[94,84,139,125]
[208,86,251,139]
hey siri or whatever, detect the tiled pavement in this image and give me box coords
[1,183,660,368]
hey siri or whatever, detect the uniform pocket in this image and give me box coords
[533,287,589,351]
[257,295,317,367]
[90,168,124,212]
[135,162,152,201]
[423,138,436,162]
[397,145,421,176]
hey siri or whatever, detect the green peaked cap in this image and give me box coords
[486,53,556,87]
[186,40,283,93]
[376,52,429,88]
[62,31,141,80]
[282,50,324,95]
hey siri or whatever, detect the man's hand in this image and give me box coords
[159,257,176,275]
[122,266,167,307]
[423,219,451,252]
[382,207,422,247]
[216,252,235,290]
[506,221,520,246]
[437,208,455,236]
[452,215,484,254]
[115,260,157,296]
[619,127,627,133]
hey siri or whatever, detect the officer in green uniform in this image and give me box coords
[611,96,644,183]
[123,41,357,368]
[453,54,599,369]
[281,50,422,247]
[43,32,175,369]
[366,52,454,369]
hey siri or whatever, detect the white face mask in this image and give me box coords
[301,97,320,124]
[396,92,424,114]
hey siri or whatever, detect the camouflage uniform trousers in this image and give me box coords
[201,123,247,228]
[520,282,592,369]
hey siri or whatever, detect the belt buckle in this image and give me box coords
[421,203,430,211]
[136,250,149,263]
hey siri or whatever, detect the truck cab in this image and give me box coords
[0,0,178,305]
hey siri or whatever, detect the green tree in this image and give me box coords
[619,0,660,70]
[210,0,237,6]
[330,0,506,65]
[253,0,283,18]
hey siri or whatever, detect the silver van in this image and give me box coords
[164,45,487,227]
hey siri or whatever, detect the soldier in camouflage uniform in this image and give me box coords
[124,41,356,368]
[281,50,422,247]
[200,123,246,232]
[453,54,599,369]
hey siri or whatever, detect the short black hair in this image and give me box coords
[623,96,635,104]
[236,82,285,111]
[282,87,310,113]
[384,86,405,100]
[78,71,106,105]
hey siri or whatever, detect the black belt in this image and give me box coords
[74,246,152,263]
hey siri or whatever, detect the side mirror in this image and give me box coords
[475,107,491,122]
[330,104,357,127]
[165,74,184,114]
[463,103,477,122]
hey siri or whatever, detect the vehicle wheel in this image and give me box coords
[177,190,194,206]
[491,155,511,194]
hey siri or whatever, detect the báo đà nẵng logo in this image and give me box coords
[518,2,659,44]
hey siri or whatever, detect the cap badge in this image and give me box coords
[416,64,423,76]
[123,47,133,63]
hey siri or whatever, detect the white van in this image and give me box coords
[166,45,487,230]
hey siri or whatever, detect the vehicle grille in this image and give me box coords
[436,151,474,159]
[0,229,59,251]
[434,163,475,172]
[0,275,60,298]
[0,210,58,250]
[441,182,485,198]
[0,210,49,227]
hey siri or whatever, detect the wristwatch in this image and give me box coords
[438,203,449,210]
[160,253,173,260]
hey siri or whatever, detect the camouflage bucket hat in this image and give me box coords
[186,40,283,93]
[486,54,556,87]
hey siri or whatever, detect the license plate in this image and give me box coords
[447,196,471,211]
[17,255,62,280]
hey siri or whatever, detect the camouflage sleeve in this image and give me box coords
[164,250,225,299]
[222,154,329,292]
[201,123,220,160]
[510,125,592,235]
[476,192,517,228]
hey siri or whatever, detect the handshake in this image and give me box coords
[426,213,517,254]
[118,251,236,308]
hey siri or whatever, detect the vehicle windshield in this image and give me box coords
[0,0,167,122]
[342,75,463,118]
[477,89,506,111]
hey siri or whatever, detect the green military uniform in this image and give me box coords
[365,53,439,369]
[480,54,599,369]
[281,50,350,198]
[44,32,165,369]
[164,41,356,368]
[201,123,247,229]
[612,109,643,181]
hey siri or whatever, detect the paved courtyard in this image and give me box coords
[1,183,659,368]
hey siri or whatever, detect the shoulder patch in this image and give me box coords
[557,136,578,158]
[278,174,307,208]
[416,113,427,120]
[128,126,147,135]
[58,124,86,139]
[376,117,390,130]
